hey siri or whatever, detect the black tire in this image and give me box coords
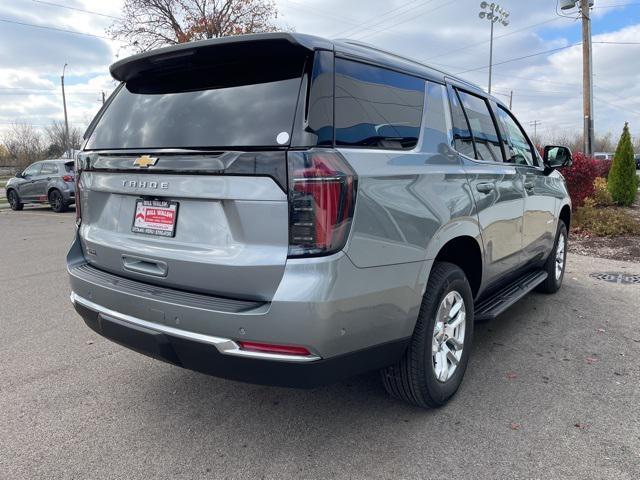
[536,221,568,294]
[7,189,23,211]
[49,189,68,213]
[381,262,474,408]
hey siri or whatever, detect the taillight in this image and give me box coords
[62,174,74,182]
[287,150,357,257]
[75,172,82,226]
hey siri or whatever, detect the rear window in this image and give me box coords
[64,162,74,173]
[335,58,424,150]
[40,163,58,175]
[456,90,503,162]
[85,55,306,150]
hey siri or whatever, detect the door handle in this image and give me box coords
[476,182,495,194]
[46,177,51,180]
[122,255,168,277]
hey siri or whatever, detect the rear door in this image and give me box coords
[78,43,312,301]
[37,162,58,200]
[448,86,526,285]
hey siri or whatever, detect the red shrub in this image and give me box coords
[594,159,613,179]
[559,152,599,207]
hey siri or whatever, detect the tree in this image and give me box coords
[45,120,83,157]
[110,0,280,52]
[1,122,45,168]
[607,122,638,206]
[594,132,613,153]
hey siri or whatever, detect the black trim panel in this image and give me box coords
[75,301,410,388]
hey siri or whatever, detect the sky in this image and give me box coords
[0,0,639,144]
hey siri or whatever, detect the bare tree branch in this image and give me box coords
[109,0,281,52]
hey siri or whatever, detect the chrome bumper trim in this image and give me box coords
[70,292,321,363]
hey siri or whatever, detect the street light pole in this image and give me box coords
[61,63,70,158]
[488,19,494,94]
[479,2,510,95]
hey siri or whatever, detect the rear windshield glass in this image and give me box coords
[64,162,74,172]
[85,55,305,150]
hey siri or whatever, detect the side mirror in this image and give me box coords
[15,171,23,178]
[544,145,572,169]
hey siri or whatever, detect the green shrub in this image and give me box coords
[574,200,640,236]
[591,177,613,206]
[607,122,638,206]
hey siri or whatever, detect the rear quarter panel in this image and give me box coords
[339,148,479,270]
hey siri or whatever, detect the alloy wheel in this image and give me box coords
[8,191,17,208]
[50,191,62,211]
[555,233,566,281]
[432,291,466,382]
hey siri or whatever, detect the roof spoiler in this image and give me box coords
[109,32,333,82]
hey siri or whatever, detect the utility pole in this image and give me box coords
[581,0,594,156]
[529,120,542,138]
[61,63,70,158]
[509,90,513,109]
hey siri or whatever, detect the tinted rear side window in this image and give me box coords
[335,59,424,150]
[40,163,58,174]
[85,55,306,150]
[449,89,475,158]
[456,90,503,162]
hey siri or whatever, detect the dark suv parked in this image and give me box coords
[6,159,76,212]
[68,33,572,408]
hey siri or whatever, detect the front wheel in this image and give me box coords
[7,190,23,211]
[536,221,568,294]
[49,189,68,213]
[381,262,474,408]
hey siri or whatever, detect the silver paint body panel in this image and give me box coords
[68,46,571,363]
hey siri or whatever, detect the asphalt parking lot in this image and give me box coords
[1,208,639,479]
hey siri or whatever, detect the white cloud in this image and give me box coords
[0,0,638,145]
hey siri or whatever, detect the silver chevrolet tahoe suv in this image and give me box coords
[68,33,572,408]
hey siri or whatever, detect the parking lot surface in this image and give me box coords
[1,208,639,479]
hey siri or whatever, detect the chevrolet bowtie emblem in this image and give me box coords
[133,155,158,168]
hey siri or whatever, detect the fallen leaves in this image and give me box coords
[509,422,521,430]
[586,356,599,365]
[506,372,518,380]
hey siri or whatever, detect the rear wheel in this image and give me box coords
[381,262,474,408]
[49,189,68,213]
[536,221,568,294]
[7,190,23,211]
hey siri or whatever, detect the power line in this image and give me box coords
[593,2,640,8]
[593,41,640,44]
[31,0,120,20]
[354,0,457,41]
[332,0,428,38]
[454,43,582,75]
[0,17,120,41]
[424,16,569,61]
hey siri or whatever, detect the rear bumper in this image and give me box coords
[67,231,424,387]
[72,292,409,388]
